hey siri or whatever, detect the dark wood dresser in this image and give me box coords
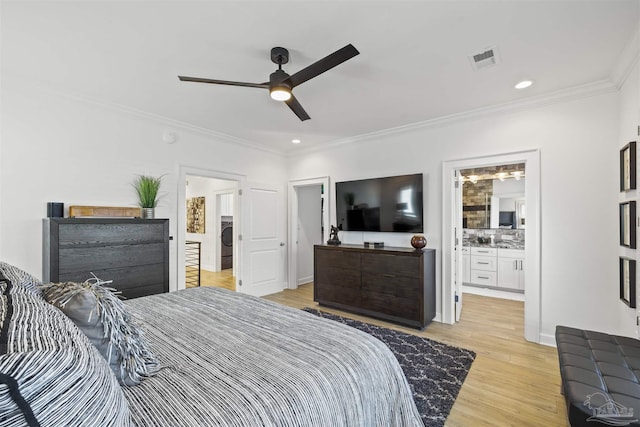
[43,218,169,299]
[314,244,436,329]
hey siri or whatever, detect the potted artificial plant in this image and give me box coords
[133,175,163,219]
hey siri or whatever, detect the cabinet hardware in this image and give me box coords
[477,262,489,265]
[383,273,396,278]
[478,276,489,279]
[514,260,517,269]
[519,260,523,270]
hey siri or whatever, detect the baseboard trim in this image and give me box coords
[297,276,313,286]
[539,332,556,347]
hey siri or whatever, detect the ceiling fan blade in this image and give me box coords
[178,76,269,89]
[288,44,359,88]
[285,94,310,121]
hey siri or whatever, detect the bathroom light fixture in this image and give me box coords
[469,175,479,184]
[497,172,506,181]
[291,139,301,144]
[513,171,522,180]
[515,80,533,90]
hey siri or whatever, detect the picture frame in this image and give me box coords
[620,201,637,248]
[620,141,637,192]
[186,196,206,234]
[620,257,636,308]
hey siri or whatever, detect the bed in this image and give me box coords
[0,262,423,427]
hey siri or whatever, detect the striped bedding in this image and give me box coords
[123,287,423,427]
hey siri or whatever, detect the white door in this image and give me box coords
[238,181,285,296]
[454,170,463,322]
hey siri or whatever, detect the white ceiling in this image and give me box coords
[3,1,639,154]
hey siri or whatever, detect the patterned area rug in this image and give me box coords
[303,308,476,427]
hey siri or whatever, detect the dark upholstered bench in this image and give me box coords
[556,326,640,426]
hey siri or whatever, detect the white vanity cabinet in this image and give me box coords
[497,249,525,291]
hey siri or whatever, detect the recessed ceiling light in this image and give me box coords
[515,80,533,90]
[291,139,301,144]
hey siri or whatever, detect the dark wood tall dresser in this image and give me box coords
[314,244,436,329]
[43,218,169,299]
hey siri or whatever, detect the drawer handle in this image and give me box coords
[477,262,490,265]
[383,274,396,278]
[478,276,490,279]
[478,250,489,253]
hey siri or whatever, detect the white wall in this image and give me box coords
[185,175,236,271]
[288,91,620,340]
[296,185,322,285]
[617,56,640,337]
[0,82,287,291]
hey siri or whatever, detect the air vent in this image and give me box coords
[468,46,500,71]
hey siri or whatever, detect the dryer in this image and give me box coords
[221,216,233,270]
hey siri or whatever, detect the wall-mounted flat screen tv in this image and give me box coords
[335,173,423,232]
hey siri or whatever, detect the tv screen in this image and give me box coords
[336,173,423,233]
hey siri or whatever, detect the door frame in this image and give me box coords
[177,165,245,291]
[287,176,330,290]
[441,149,541,343]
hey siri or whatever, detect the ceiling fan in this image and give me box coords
[178,44,359,121]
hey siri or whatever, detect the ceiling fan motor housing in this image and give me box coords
[270,69,290,87]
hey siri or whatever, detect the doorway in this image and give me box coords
[459,163,525,303]
[288,177,330,289]
[185,175,238,291]
[177,167,243,292]
[442,150,541,343]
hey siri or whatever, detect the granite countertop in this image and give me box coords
[463,240,525,250]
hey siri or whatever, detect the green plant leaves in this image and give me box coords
[133,175,162,208]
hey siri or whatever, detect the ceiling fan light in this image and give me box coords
[270,85,291,101]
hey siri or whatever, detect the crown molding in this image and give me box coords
[611,23,640,89]
[10,77,285,157]
[289,79,618,157]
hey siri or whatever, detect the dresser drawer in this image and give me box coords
[361,253,420,278]
[361,291,420,321]
[470,270,497,286]
[58,243,165,274]
[471,255,497,271]
[362,271,421,298]
[315,266,360,289]
[315,248,360,270]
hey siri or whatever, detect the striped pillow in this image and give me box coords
[40,276,159,386]
[0,272,132,426]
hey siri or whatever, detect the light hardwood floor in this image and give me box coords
[186,268,236,291]
[264,284,568,427]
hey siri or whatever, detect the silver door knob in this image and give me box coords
[280,242,285,246]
